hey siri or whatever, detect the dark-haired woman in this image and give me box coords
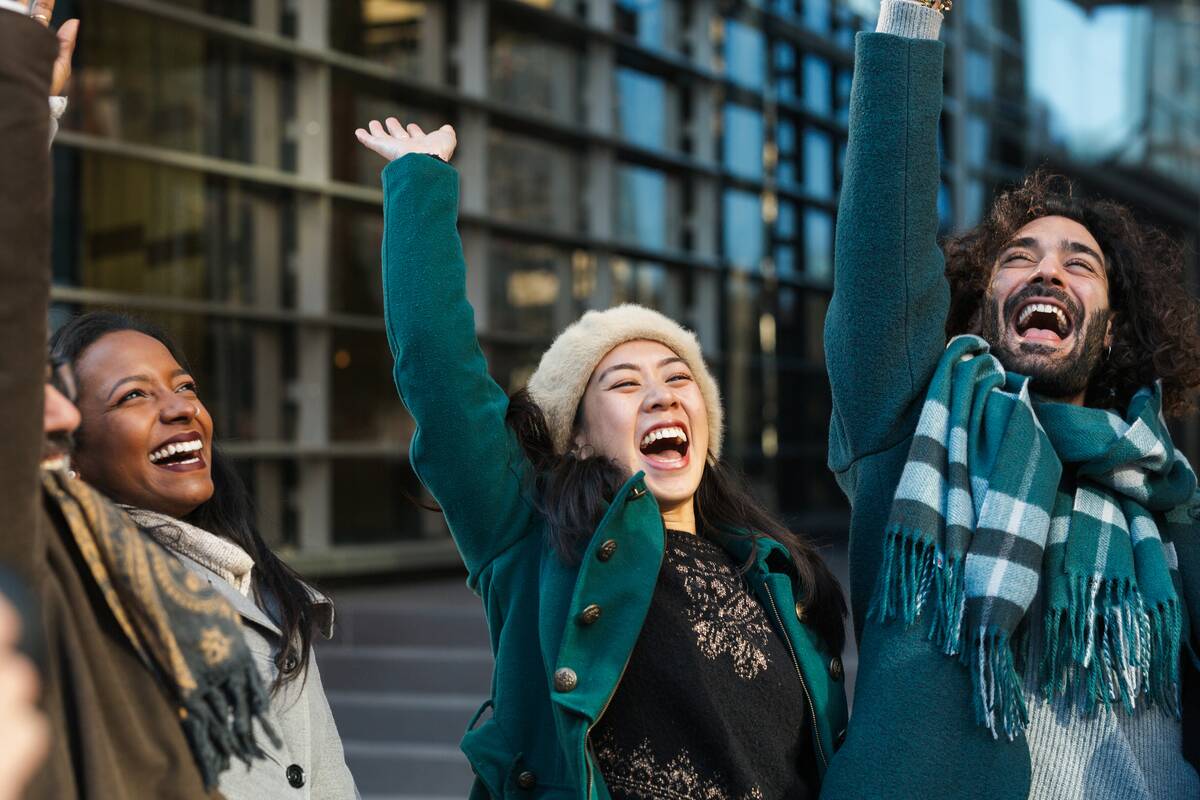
[50,313,358,799]
[355,119,848,799]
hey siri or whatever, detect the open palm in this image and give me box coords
[355,119,457,164]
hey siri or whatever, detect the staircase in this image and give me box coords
[318,578,491,800]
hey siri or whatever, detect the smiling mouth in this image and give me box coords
[1012,300,1074,344]
[639,425,690,469]
[148,437,206,472]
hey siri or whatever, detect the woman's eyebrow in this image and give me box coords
[596,362,638,382]
[659,357,687,368]
[106,374,150,401]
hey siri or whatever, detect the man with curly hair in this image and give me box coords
[820,2,1200,799]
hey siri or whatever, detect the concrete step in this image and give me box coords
[344,741,474,797]
[327,691,479,746]
[329,604,489,649]
[318,645,493,694]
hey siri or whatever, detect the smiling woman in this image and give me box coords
[357,118,849,800]
[48,312,358,799]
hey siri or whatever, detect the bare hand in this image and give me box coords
[355,118,457,164]
[0,597,48,800]
[29,0,78,97]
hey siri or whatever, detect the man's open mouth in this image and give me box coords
[148,433,207,472]
[639,423,690,469]
[1012,299,1074,344]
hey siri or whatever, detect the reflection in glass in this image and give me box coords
[615,0,679,53]
[724,19,766,91]
[616,164,677,252]
[329,0,431,74]
[67,1,294,168]
[489,130,581,233]
[55,153,289,307]
[331,327,413,443]
[723,189,765,270]
[616,68,673,152]
[489,239,565,338]
[490,26,579,123]
[723,103,765,180]
[609,259,684,320]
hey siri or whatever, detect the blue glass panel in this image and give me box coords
[724,20,766,90]
[723,190,765,269]
[616,0,667,51]
[723,103,765,180]
[804,208,833,280]
[775,244,797,279]
[803,55,832,115]
[804,0,831,34]
[616,67,668,151]
[803,128,834,199]
[617,164,668,250]
[777,200,797,239]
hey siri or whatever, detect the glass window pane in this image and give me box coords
[489,25,580,123]
[331,327,413,444]
[804,0,832,34]
[614,0,681,53]
[724,20,766,91]
[723,103,765,180]
[332,459,427,544]
[488,130,581,233]
[803,56,832,116]
[616,67,674,152]
[489,239,566,337]
[65,2,295,168]
[329,0,438,78]
[615,164,678,251]
[330,200,385,316]
[723,190,765,270]
[803,208,833,281]
[803,128,835,199]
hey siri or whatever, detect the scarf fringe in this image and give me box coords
[1040,575,1182,719]
[869,527,966,656]
[967,627,1028,740]
[180,662,281,788]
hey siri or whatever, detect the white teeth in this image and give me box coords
[640,426,688,449]
[148,439,203,464]
[1017,303,1068,333]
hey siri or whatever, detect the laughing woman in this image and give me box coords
[355,119,848,799]
[48,313,358,800]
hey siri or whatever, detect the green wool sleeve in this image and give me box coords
[380,154,537,585]
[824,32,949,473]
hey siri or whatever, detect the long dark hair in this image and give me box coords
[506,389,847,655]
[50,311,321,691]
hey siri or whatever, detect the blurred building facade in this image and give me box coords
[48,0,1199,576]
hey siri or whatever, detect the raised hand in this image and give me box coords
[355,118,457,164]
[29,0,78,97]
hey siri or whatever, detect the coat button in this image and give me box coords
[627,485,646,500]
[578,604,602,625]
[597,539,618,561]
[281,652,299,675]
[516,770,537,790]
[829,656,844,681]
[554,667,578,692]
[794,601,806,622]
[286,764,305,788]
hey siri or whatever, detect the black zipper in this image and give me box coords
[764,584,829,770]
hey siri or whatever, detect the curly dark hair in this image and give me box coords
[943,171,1200,418]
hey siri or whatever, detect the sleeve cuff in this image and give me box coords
[875,0,943,39]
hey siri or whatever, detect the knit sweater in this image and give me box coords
[822,3,1199,798]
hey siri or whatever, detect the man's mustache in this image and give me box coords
[1002,284,1082,325]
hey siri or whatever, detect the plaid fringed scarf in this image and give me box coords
[42,469,279,787]
[872,335,1199,740]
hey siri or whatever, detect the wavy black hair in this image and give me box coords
[50,311,321,691]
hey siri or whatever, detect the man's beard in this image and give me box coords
[979,287,1110,401]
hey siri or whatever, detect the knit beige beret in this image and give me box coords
[526,304,723,460]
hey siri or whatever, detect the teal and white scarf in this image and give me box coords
[872,335,1200,739]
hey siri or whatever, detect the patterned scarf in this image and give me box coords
[42,470,278,787]
[872,335,1199,739]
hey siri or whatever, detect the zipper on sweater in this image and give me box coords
[764,584,828,771]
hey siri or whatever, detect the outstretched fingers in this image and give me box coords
[385,117,408,138]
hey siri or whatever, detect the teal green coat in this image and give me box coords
[381,153,848,799]
[821,33,1030,799]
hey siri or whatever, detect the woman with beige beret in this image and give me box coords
[356,119,849,800]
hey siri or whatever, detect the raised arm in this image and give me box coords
[823,1,949,473]
[358,121,537,585]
